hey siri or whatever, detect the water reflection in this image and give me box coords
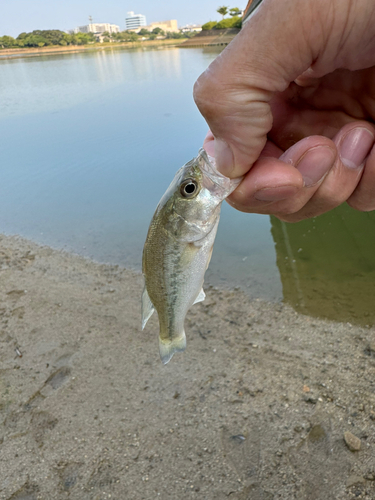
[0,46,184,119]
[128,47,182,80]
[271,204,375,325]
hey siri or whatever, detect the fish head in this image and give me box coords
[156,149,240,242]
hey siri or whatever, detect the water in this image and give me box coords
[271,207,375,325]
[0,46,374,325]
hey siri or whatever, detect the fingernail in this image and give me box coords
[339,127,374,169]
[296,146,336,187]
[214,138,234,176]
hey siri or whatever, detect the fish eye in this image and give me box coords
[180,179,199,198]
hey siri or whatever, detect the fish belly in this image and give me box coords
[155,224,218,363]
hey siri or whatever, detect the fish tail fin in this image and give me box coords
[159,332,186,365]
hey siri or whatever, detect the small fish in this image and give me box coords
[142,148,242,364]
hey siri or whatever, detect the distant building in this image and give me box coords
[125,11,147,30]
[180,24,202,33]
[145,19,178,33]
[70,23,120,35]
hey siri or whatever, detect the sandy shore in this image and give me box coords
[0,234,374,499]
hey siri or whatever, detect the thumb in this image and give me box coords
[193,0,324,178]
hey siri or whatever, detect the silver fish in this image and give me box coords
[142,148,241,364]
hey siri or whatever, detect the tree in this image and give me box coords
[0,29,97,49]
[138,28,151,36]
[113,30,139,42]
[232,16,242,28]
[166,31,185,39]
[229,7,241,17]
[152,27,165,36]
[127,32,139,42]
[23,34,47,47]
[217,6,229,19]
[0,35,16,48]
[61,33,73,45]
[202,21,218,30]
[70,32,95,45]
[214,16,241,29]
[41,30,66,45]
[26,30,65,46]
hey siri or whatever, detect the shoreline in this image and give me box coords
[0,39,187,59]
[0,233,374,499]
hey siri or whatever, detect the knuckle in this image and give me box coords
[193,73,216,111]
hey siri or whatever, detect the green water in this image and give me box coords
[271,206,375,325]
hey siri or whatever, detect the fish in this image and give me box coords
[142,148,242,364]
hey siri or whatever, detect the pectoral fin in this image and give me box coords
[141,285,155,330]
[193,288,206,305]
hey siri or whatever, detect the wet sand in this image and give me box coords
[0,234,374,500]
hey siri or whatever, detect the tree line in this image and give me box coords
[202,6,242,30]
[0,28,194,49]
[0,30,97,48]
[102,28,195,43]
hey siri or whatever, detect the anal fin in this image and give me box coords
[193,288,205,305]
[141,285,155,330]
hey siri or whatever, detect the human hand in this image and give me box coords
[193,0,375,221]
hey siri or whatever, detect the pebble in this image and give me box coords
[346,475,365,488]
[303,395,317,404]
[344,431,361,452]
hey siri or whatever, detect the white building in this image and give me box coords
[70,23,120,35]
[125,11,147,30]
[180,24,202,33]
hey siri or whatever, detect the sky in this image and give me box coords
[1,0,246,37]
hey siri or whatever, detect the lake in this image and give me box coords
[0,45,374,325]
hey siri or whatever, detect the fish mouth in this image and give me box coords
[197,148,242,197]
